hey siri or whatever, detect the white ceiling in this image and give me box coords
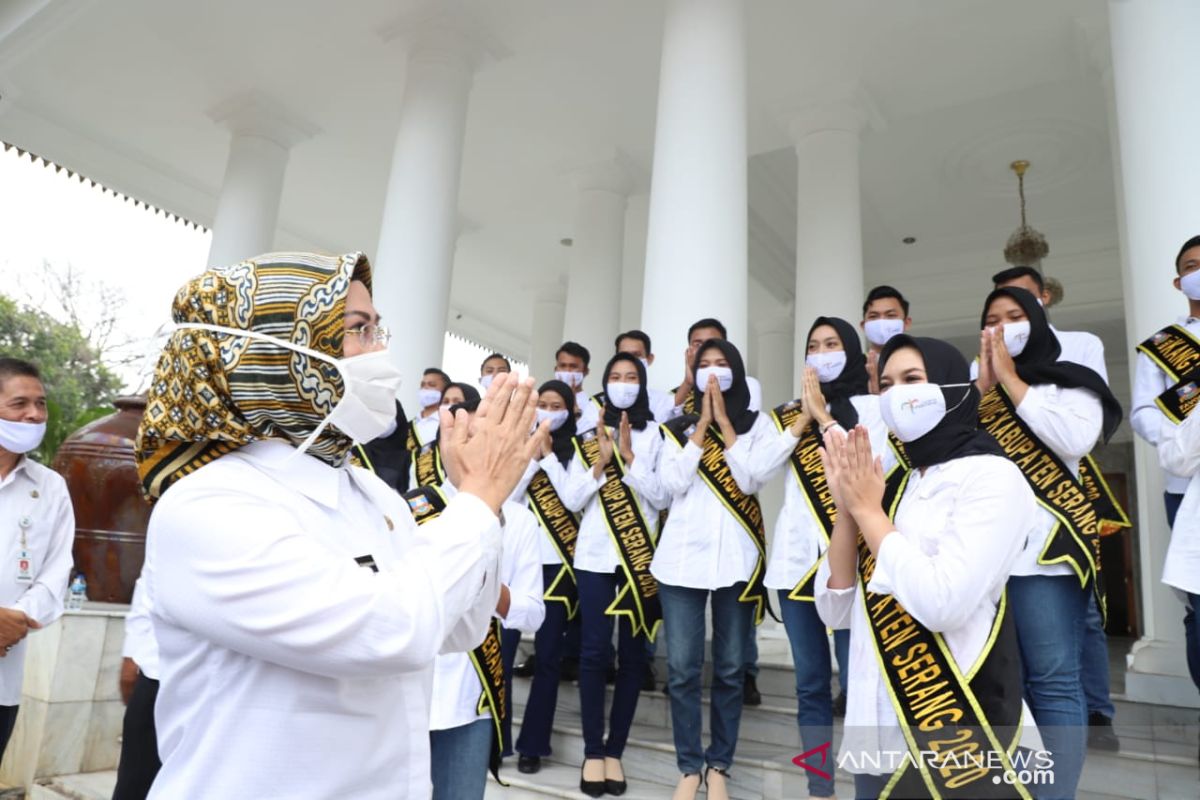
[0,0,1126,372]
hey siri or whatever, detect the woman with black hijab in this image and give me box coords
[410,383,483,488]
[748,316,890,800]
[653,339,774,800]
[513,381,579,775]
[557,354,667,796]
[976,286,1121,799]
[815,335,1042,799]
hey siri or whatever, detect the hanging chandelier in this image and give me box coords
[1003,160,1063,306]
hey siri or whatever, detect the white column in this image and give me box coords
[753,310,793,639]
[529,281,567,383]
[641,0,748,358]
[561,157,632,390]
[206,95,315,268]
[373,16,481,388]
[1109,0,1200,708]
[788,94,869,396]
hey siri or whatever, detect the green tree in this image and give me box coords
[0,293,122,463]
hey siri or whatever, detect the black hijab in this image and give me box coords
[600,353,655,431]
[666,338,758,437]
[443,382,482,407]
[878,335,1003,469]
[537,379,577,467]
[807,316,870,430]
[981,287,1122,443]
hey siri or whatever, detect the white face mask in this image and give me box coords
[536,408,569,431]
[555,370,584,390]
[1181,271,1200,301]
[417,388,442,408]
[638,358,650,372]
[695,366,733,393]
[879,382,972,443]
[378,417,399,440]
[606,382,640,409]
[806,351,847,383]
[1000,320,1031,357]
[165,322,403,453]
[0,419,46,454]
[863,318,904,347]
[479,373,495,391]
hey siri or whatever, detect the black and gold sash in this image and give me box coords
[977,387,1105,611]
[404,485,505,783]
[768,402,835,602]
[1138,324,1200,424]
[663,423,777,625]
[526,468,581,619]
[406,421,444,488]
[1077,456,1131,537]
[575,429,662,641]
[863,471,1030,800]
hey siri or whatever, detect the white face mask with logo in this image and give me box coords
[417,388,443,408]
[879,382,973,443]
[536,408,569,431]
[1181,270,1200,301]
[606,382,640,409]
[554,371,585,391]
[0,419,46,454]
[999,320,1031,357]
[695,366,733,393]
[863,318,904,347]
[165,323,403,454]
[806,351,847,383]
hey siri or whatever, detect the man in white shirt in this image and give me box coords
[479,353,512,392]
[413,368,452,444]
[0,358,75,761]
[555,341,600,434]
[859,285,913,394]
[611,330,675,424]
[991,265,1119,751]
[113,575,160,800]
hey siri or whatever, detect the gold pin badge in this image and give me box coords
[384,516,394,531]
[30,490,38,499]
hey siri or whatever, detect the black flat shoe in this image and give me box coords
[517,755,541,774]
[513,654,536,678]
[742,674,761,706]
[605,758,627,796]
[580,761,605,797]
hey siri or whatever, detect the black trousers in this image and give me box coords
[112,673,161,800]
[0,704,18,762]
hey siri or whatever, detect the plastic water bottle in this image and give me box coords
[67,574,87,611]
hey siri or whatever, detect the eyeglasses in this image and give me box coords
[345,324,392,348]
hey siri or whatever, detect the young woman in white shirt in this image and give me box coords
[514,380,580,774]
[654,339,775,800]
[816,335,1041,799]
[748,316,888,800]
[974,287,1122,798]
[560,353,667,796]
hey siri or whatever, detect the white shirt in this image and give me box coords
[814,455,1041,773]
[649,388,675,424]
[651,414,774,589]
[122,575,159,680]
[1007,383,1103,577]
[1050,325,1108,382]
[144,440,501,800]
[749,396,891,591]
[430,485,545,732]
[414,413,439,447]
[575,393,600,434]
[1131,316,1200,494]
[0,457,74,706]
[1158,407,1200,595]
[523,457,568,566]
[558,425,667,574]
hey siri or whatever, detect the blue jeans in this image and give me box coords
[430,718,493,800]
[1008,574,1087,800]
[779,592,849,798]
[516,565,571,758]
[1080,591,1114,719]
[1165,491,1184,529]
[660,581,754,774]
[743,622,759,679]
[852,772,888,799]
[1185,593,1200,694]
[500,626,521,757]
[577,569,647,759]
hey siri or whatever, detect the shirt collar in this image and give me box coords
[0,456,32,490]
[1180,314,1200,326]
[238,440,342,509]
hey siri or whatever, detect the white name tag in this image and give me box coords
[16,550,32,583]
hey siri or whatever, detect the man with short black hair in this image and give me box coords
[670,318,762,415]
[479,354,511,391]
[860,285,913,394]
[403,368,452,492]
[0,358,75,761]
[612,330,673,423]
[555,342,599,433]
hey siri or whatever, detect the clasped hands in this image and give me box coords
[689,374,737,448]
[594,412,635,478]
[787,366,833,436]
[820,425,888,532]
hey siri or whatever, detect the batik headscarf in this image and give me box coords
[135,252,372,501]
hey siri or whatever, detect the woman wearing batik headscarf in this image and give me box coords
[747,316,890,800]
[653,339,775,800]
[816,336,1042,800]
[133,252,540,800]
[975,286,1121,798]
